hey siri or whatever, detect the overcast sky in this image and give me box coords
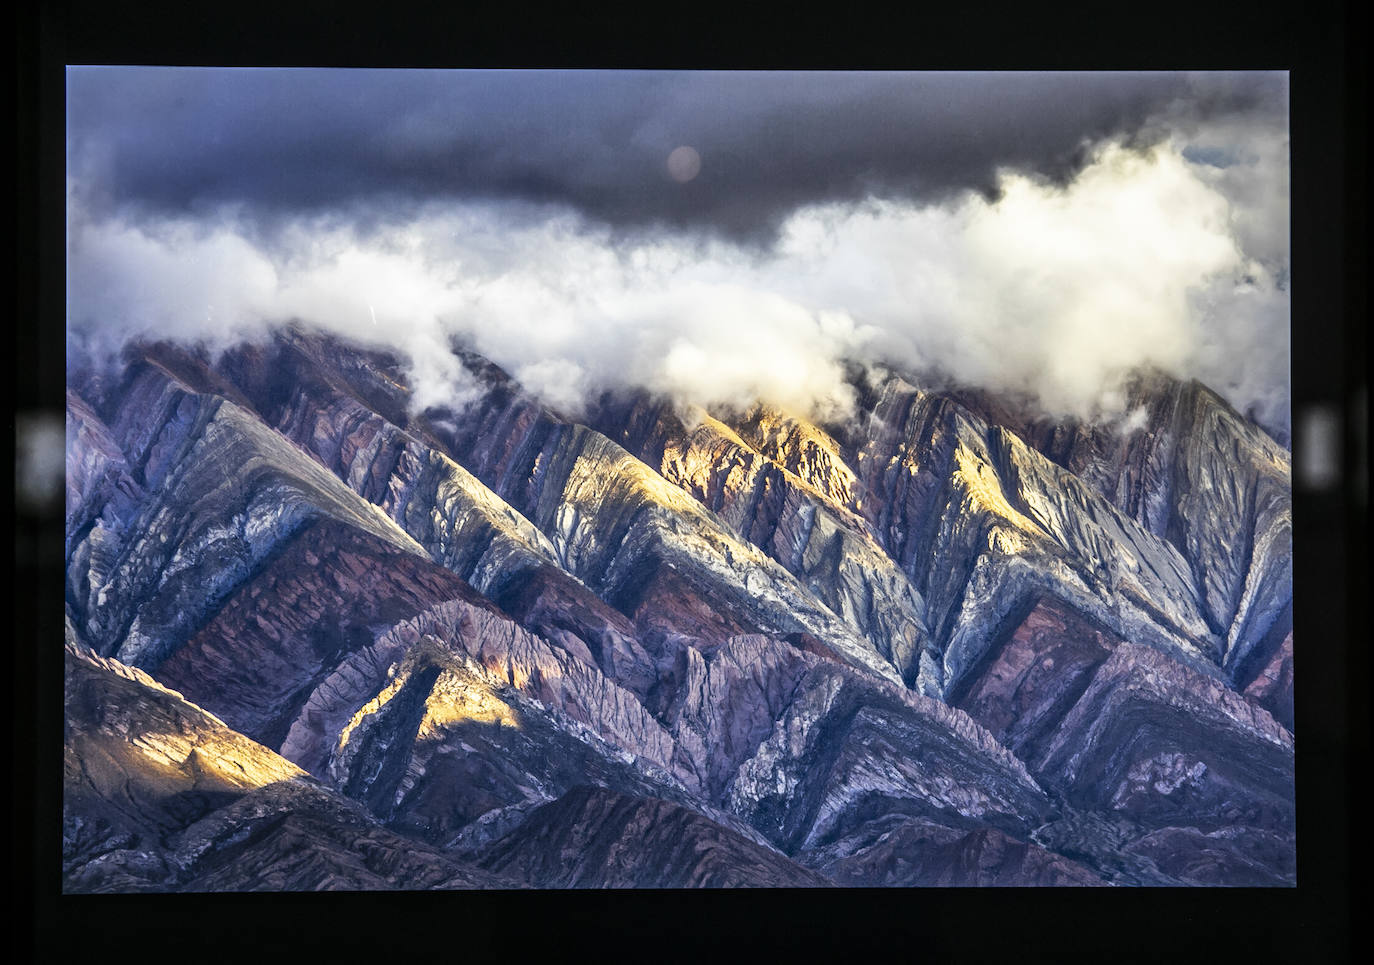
[66,69,1291,437]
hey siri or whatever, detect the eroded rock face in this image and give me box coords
[952,373,1294,715]
[474,785,833,888]
[154,517,490,758]
[723,656,1053,856]
[1033,643,1294,832]
[952,596,1119,763]
[589,394,933,686]
[307,599,695,841]
[65,390,144,558]
[65,364,428,673]
[1241,628,1294,732]
[63,637,514,892]
[1119,824,1297,887]
[829,368,1230,704]
[63,328,1295,889]
[949,597,1295,885]
[803,815,1106,887]
[660,634,816,800]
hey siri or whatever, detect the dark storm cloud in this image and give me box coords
[66,68,1279,244]
[65,68,1292,441]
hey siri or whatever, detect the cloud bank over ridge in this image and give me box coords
[66,69,1291,438]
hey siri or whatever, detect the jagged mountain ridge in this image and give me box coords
[63,326,1295,888]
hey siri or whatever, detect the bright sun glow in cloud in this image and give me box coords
[66,134,1289,434]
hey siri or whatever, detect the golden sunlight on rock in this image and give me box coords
[952,443,1044,537]
[735,403,860,511]
[337,635,526,760]
[65,641,309,799]
[987,525,1029,556]
[417,667,519,739]
[336,666,411,754]
[558,434,737,540]
[179,736,308,790]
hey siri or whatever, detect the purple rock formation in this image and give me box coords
[63,328,1296,889]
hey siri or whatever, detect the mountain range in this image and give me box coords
[63,326,1295,889]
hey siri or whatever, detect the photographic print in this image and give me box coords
[62,69,1294,891]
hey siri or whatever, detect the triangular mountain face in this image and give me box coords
[63,327,1295,889]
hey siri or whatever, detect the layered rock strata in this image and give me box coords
[63,635,516,892]
[62,328,1296,889]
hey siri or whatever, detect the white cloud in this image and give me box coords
[66,212,281,347]
[66,132,1289,437]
